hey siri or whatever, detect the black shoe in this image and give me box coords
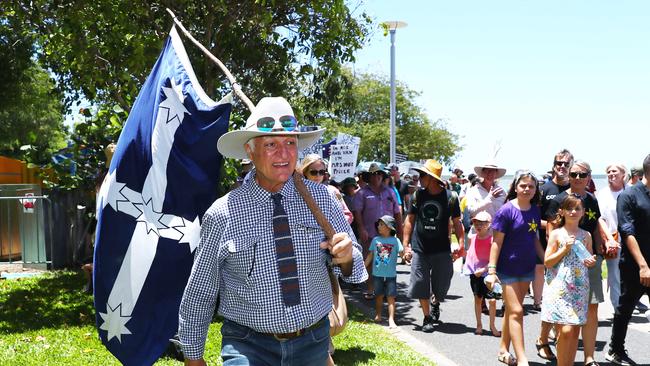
[635,301,649,312]
[606,349,637,366]
[422,316,435,333]
[430,302,441,322]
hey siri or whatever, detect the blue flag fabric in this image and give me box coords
[94,27,231,365]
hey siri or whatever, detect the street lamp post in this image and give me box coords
[382,21,407,165]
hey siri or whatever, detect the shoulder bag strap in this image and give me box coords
[293,173,335,241]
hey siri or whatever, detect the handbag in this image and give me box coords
[293,174,348,337]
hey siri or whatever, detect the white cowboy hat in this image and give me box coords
[474,161,507,179]
[217,97,324,159]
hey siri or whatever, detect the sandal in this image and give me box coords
[535,338,557,360]
[584,361,599,366]
[363,292,374,300]
[497,351,517,366]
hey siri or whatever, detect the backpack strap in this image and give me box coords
[446,189,458,208]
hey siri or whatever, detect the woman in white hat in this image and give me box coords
[465,161,507,234]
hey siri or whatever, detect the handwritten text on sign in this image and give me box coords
[329,144,359,182]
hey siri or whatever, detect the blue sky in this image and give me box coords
[350,1,650,175]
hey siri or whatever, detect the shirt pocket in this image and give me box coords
[223,235,260,280]
[292,216,329,267]
[364,195,380,212]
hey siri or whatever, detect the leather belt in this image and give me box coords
[260,317,326,341]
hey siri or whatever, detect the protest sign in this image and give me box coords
[329,144,359,182]
[336,132,360,147]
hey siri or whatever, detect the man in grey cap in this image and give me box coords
[353,162,402,299]
[629,166,644,186]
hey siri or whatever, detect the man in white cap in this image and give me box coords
[178,97,367,365]
[402,159,464,332]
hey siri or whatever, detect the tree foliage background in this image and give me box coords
[0,20,67,164]
[1,0,461,194]
[2,0,372,192]
[314,70,461,165]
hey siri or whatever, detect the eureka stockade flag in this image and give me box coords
[94,26,231,365]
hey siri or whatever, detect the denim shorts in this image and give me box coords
[497,270,535,285]
[373,276,397,297]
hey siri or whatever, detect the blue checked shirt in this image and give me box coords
[178,171,367,359]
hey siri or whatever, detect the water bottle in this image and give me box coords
[573,240,592,261]
[484,277,502,296]
[492,282,502,296]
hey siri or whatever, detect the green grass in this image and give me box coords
[0,271,435,366]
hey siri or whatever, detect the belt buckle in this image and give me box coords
[273,330,302,341]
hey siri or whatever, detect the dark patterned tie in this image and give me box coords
[271,193,301,307]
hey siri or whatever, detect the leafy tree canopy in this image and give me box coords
[0,13,67,164]
[4,0,371,114]
[2,0,372,191]
[312,70,462,165]
[0,63,67,164]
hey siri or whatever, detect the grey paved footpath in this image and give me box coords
[343,260,650,366]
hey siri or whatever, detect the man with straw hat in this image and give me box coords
[178,97,367,365]
[403,159,465,332]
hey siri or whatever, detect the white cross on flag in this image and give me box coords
[93,26,231,365]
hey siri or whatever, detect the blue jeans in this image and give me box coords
[220,317,330,366]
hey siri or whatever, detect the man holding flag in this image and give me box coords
[178,97,367,365]
[93,26,232,365]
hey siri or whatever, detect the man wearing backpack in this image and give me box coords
[403,159,465,332]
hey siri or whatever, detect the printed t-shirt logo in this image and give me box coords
[528,221,538,232]
[418,200,443,236]
[375,242,394,266]
[585,208,597,221]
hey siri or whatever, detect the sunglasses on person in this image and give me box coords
[256,115,298,132]
[308,169,327,177]
[569,171,589,179]
[554,160,570,167]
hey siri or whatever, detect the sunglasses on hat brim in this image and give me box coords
[256,115,298,132]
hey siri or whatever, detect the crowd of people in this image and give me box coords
[175,96,648,366]
[289,149,649,366]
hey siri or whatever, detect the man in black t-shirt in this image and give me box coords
[402,160,464,333]
[534,150,573,358]
[539,149,573,246]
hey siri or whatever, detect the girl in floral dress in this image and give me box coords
[541,195,597,366]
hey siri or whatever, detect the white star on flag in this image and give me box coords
[99,303,132,343]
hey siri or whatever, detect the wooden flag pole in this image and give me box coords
[166,8,255,112]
